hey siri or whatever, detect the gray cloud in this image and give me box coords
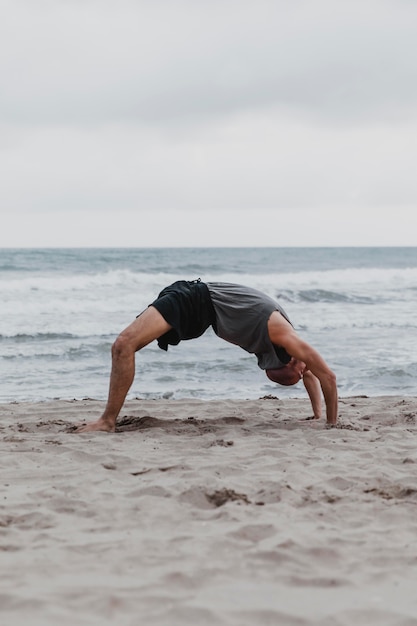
[1,0,416,236]
[1,0,416,127]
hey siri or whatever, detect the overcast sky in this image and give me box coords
[1,0,416,247]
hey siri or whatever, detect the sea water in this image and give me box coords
[1,247,416,402]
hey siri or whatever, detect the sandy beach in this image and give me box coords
[1,395,417,625]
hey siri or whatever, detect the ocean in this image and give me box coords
[1,247,416,403]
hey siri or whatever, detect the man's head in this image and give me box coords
[266,358,306,386]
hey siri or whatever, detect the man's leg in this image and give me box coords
[75,306,171,432]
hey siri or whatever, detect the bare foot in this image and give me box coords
[74,417,116,433]
[300,415,321,421]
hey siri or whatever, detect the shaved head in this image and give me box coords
[266,359,306,386]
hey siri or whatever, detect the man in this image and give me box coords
[76,279,337,433]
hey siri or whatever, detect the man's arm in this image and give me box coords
[302,370,323,419]
[75,307,171,433]
[268,312,338,425]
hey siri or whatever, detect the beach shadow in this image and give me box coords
[115,414,245,434]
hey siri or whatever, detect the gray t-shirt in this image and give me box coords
[206,282,292,370]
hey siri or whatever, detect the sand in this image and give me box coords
[1,395,417,626]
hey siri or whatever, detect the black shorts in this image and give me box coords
[149,279,216,351]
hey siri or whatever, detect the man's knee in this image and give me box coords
[111,333,134,359]
[111,307,172,355]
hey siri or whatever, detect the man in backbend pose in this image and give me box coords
[76,279,338,432]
